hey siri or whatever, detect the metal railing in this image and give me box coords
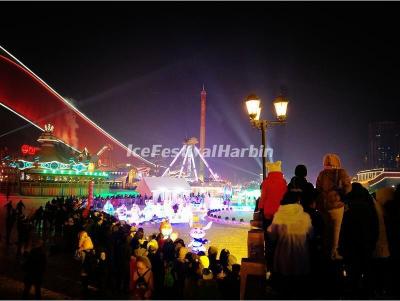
[19,181,110,197]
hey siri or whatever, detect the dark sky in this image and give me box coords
[1,2,400,184]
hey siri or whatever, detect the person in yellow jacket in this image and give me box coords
[77,230,95,295]
[77,231,94,262]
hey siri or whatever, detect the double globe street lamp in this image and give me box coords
[245,93,289,180]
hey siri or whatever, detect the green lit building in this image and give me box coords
[8,124,110,196]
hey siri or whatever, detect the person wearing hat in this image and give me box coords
[147,239,163,299]
[147,239,158,253]
[199,254,210,270]
[258,161,287,263]
[258,161,288,225]
[288,164,315,209]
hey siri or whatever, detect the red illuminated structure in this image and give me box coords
[0,46,154,170]
[21,144,38,155]
[83,180,94,218]
[199,85,206,181]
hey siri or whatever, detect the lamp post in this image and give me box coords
[245,94,289,180]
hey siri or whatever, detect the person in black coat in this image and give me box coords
[95,249,111,298]
[5,205,16,245]
[224,264,240,299]
[16,215,33,257]
[22,240,47,299]
[339,182,379,298]
[16,200,25,216]
[287,164,315,209]
[385,184,400,297]
[147,244,164,299]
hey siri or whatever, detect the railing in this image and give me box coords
[0,182,19,194]
[20,181,110,196]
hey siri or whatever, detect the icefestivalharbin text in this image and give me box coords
[126,144,273,159]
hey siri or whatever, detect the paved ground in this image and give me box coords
[0,275,71,300]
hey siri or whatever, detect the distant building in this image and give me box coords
[368,121,400,169]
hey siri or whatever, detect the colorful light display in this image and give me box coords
[8,159,109,176]
[21,144,38,155]
[83,180,94,218]
[11,160,34,170]
[41,169,108,177]
[40,161,70,170]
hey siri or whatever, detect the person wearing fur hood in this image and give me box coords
[268,191,313,276]
[316,153,352,260]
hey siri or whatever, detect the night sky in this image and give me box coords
[1,2,399,184]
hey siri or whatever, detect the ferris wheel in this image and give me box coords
[161,137,218,182]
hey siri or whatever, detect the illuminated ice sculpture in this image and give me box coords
[103,194,216,225]
[128,204,142,225]
[116,204,128,221]
[103,200,115,216]
[188,216,212,253]
[159,220,173,239]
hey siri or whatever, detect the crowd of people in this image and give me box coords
[2,152,400,299]
[3,194,240,299]
[257,153,400,299]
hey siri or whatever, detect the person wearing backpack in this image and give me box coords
[131,256,154,300]
[316,153,352,260]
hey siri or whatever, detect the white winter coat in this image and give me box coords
[268,203,313,276]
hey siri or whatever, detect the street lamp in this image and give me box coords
[245,93,289,180]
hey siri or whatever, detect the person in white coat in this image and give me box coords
[268,190,313,297]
